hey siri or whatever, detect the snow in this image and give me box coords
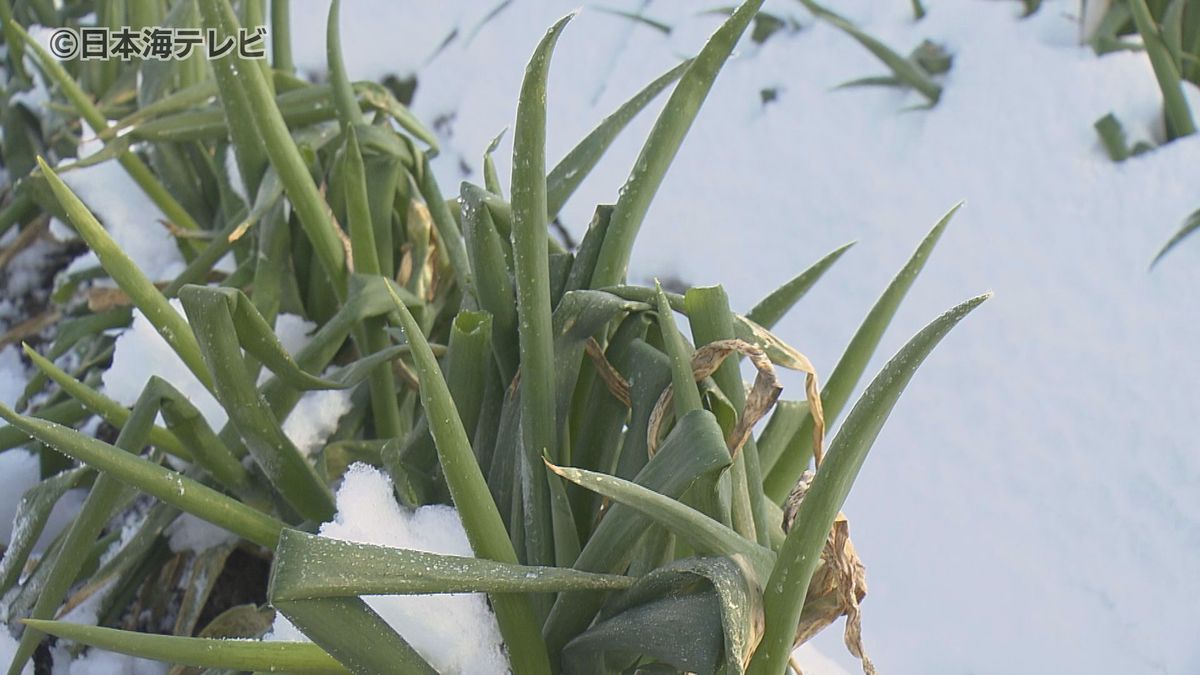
[289,3,479,80]
[0,452,43,546]
[104,306,349,456]
[271,312,315,358]
[281,389,353,457]
[0,237,58,316]
[165,513,237,554]
[284,1,1200,672]
[271,314,355,458]
[265,463,508,674]
[1,349,85,553]
[102,305,348,551]
[0,626,33,675]
[103,299,223,428]
[0,448,87,553]
[55,648,166,675]
[0,346,26,410]
[52,122,186,284]
[26,25,233,281]
[55,578,115,629]
[99,509,147,567]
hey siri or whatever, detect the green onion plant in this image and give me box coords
[0,1,988,673]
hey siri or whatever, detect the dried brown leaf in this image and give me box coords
[0,310,60,349]
[747,321,825,466]
[396,242,414,287]
[784,471,876,675]
[86,286,133,312]
[226,218,253,243]
[646,338,800,461]
[391,356,420,391]
[584,337,631,407]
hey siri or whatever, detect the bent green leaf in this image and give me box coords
[179,285,336,522]
[21,621,347,674]
[271,529,634,600]
[546,461,774,577]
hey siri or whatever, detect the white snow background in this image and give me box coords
[289,0,1200,673]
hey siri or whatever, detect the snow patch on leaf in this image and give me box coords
[265,463,509,674]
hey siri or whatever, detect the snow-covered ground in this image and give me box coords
[296,1,1200,672]
[2,0,1198,672]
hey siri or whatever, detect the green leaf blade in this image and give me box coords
[0,405,284,549]
[270,529,634,600]
[546,59,690,220]
[510,12,575,579]
[746,242,855,329]
[35,158,211,392]
[383,284,552,675]
[179,285,336,523]
[764,204,960,502]
[590,0,766,287]
[749,292,990,674]
[20,621,349,674]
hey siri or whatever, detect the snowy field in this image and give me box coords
[2,0,1199,672]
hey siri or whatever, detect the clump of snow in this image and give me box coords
[265,463,508,674]
[55,648,166,675]
[97,508,148,568]
[104,306,343,433]
[272,313,316,358]
[0,236,61,324]
[1,348,86,553]
[270,315,355,457]
[39,491,87,556]
[103,299,222,427]
[281,389,353,457]
[0,448,86,554]
[0,449,39,545]
[0,626,33,675]
[271,314,353,456]
[55,578,115,629]
[8,35,49,114]
[47,217,75,244]
[105,303,351,459]
[165,513,237,554]
[50,122,185,284]
[0,346,26,408]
